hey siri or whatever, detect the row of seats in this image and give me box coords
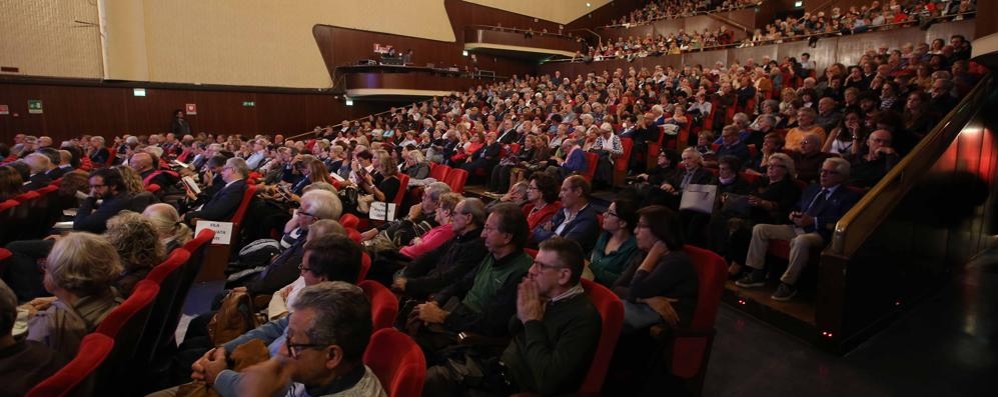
[0,177,64,245]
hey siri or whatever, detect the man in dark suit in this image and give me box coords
[736,157,861,301]
[171,109,191,136]
[184,157,249,223]
[74,168,134,233]
[531,175,601,254]
[648,147,716,208]
[21,153,53,191]
[35,148,67,180]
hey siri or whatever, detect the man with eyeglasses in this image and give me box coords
[152,234,364,397]
[184,157,249,224]
[423,237,601,396]
[736,157,860,301]
[74,167,134,233]
[844,129,899,189]
[411,203,532,359]
[233,282,385,397]
[789,132,833,183]
[393,198,487,300]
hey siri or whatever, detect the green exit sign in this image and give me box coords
[242,101,255,107]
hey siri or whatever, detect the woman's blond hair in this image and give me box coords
[143,203,193,248]
[46,232,122,296]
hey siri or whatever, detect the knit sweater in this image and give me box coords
[501,292,601,396]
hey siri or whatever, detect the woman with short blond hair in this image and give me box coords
[26,233,122,356]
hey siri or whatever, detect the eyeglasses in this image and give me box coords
[604,210,618,218]
[635,222,651,229]
[298,211,318,220]
[532,260,564,270]
[285,332,326,360]
[819,169,840,175]
[89,184,106,188]
[526,185,538,191]
[297,264,313,273]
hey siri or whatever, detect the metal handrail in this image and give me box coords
[829,73,992,256]
[546,11,976,64]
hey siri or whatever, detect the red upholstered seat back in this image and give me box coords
[359,280,399,331]
[363,328,426,397]
[393,174,409,205]
[578,278,624,394]
[582,152,599,182]
[97,280,159,338]
[230,184,258,224]
[444,168,468,193]
[429,163,450,181]
[668,245,727,380]
[26,333,115,397]
[616,137,634,172]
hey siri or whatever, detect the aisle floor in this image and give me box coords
[704,249,998,397]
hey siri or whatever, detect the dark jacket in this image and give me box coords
[402,227,487,299]
[186,179,248,222]
[74,192,134,233]
[795,183,861,240]
[532,203,601,254]
[24,173,52,191]
[613,250,699,328]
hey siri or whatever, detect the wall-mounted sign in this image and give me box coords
[242,101,255,107]
[186,103,197,115]
[28,100,42,114]
[133,88,147,97]
[0,105,8,115]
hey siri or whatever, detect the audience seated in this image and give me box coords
[398,192,462,260]
[75,168,135,233]
[394,198,488,301]
[736,157,860,301]
[0,165,25,201]
[590,199,640,286]
[143,203,194,252]
[423,237,602,396]
[24,233,122,357]
[613,205,699,332]
[22,153,53,190]
[521,172,561,232]
[0,280,67,397]
[531,175,601,253]
[184,157,249,223]
[410,203,531,358]
[104,211,165,298]
[215,282,384,397]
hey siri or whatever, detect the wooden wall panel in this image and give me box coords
[0,82,384,144]
[927,19,976,44]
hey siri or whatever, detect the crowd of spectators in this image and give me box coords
[583,0,975,62]
[0,11,986,396]
[608,0,761,28]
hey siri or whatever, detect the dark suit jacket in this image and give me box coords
[45,167,69,180]
[74,192,134,233]
[24,173,53,191]
[670,167,716,191]
[186,179,248,222]
[532,203,601,254]
[796,183,861,240]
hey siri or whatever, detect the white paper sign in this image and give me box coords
[195,220,234,245]
[368,202,397,221]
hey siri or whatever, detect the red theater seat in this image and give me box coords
[359,280,399,331]
[363,328,426,397]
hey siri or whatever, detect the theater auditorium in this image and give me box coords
[1,0,996,396]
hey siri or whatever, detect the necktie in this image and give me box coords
[681,171,694,189]
[805,188,828,214]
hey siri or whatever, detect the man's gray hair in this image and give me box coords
[424,182,452,202]
[824,156,851,178]
[301,189,342,220]
[225,157,250,178]
[460,197,488,227]
[291,281,371,362]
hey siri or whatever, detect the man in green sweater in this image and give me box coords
[422,237,602,396]
[412,203,533,350]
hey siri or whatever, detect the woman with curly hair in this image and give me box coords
[105,211,165,297]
